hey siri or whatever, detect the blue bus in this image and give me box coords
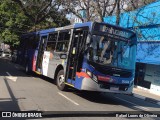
[20,22,137,94]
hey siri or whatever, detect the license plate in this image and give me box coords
[110,87,119,91]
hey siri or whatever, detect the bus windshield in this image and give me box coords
[87,34,136,70]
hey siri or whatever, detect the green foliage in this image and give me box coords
[11,0,70,29]
[0,0,70,48]
[0,0,31,47]
[1,29,20,46]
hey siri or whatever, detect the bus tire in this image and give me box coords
[56,70,67,91]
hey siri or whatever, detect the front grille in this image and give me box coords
[88,61,132,78]
[96,67,132,78]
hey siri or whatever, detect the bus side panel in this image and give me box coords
[43,51,65,79]
[27,49,35,72]
[41,51,50,76]
[74,73,88,90]
[47,61,56,79]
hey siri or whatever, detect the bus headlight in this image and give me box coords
[86,69,98,82]
[86,69,92,77]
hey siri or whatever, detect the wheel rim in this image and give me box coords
[58,75,64,86]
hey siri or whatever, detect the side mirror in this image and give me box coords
[60,54,67,59]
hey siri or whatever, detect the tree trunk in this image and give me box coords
[116,0,120,25]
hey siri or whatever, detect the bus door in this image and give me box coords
[66,28,88,85]
[36,35,47,72]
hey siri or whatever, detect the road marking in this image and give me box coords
[115,96,150,111]
[58,92,79,106]
[6,72,17,82]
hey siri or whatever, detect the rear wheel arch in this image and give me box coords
[55,65,68,91]
[54,65,64,80]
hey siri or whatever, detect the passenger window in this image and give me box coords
[46,33,58,51]
[56,31,70,52]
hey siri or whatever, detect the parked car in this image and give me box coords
[1,50,11,57]
[12,50,17,62]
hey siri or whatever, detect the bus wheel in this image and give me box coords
[56,70,67,91]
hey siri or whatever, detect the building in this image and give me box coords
[104,0,160,95]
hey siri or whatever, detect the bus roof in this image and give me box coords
[39,28,55,35]
[54,22,93,31]
[22,21,135,37]
[74,22,93,30]
[100,22,135,34]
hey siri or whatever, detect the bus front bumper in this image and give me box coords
[81,78,134,95]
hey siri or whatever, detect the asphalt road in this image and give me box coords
[0,57,160,120]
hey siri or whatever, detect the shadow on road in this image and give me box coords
[0,77,27,119]
[0,57,29,77]
[1,58,160,119]
[0,57,41,119]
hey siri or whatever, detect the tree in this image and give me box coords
[59,0,127,23]
[60,0,157,24]
[103,0,157,25]
[11,0,70,30]
[0,0,70,48]
[11,0,55,25]
[59,0,96,22]
[123,0,156,12]
[0,0,31,47]
[93,0,117,22]
[59,0,104,22]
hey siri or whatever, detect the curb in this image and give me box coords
[132,93,160,105]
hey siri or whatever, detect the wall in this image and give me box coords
[103,0,160,65]
[103,1,160,93]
